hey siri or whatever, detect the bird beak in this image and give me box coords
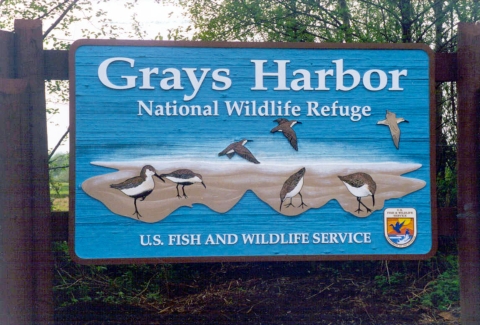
[297,121,302,124]
[155,174,165,182]
[201,181,206,188]
[372,195,375,207]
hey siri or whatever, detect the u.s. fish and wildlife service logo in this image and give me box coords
[384,208,417,248]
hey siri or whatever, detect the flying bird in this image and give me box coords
[280,167,307,211]
[338,172,376,214]
[377,110,408,149]
[159,169,206,199]
[110,165,164,219]
[218,139,260,164]
[390,220,406,234]
[270,118,302,151]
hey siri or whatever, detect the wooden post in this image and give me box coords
[14,19,54,325]
[0,79,35,324]
[457,22,480,325]
[0,20,53,324]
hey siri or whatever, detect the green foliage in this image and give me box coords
[50,153,69,183]
[53,241,171,308]
[374,272,407,294]
[437,166,457,207]
[175,0,480,44]
[49,153,69,210]
[416,255,459,310]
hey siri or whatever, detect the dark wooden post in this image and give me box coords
[0,79,35,324]
[456,23,480,325]
[0,20,53,324]
[14,19,54,325]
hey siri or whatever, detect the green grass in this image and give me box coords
[51,182,68,198]
[50,182,69,211]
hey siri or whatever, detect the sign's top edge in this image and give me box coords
[69,38,433,53]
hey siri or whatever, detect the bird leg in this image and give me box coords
[132,198,142,219]
[284,197,295,209]
[297,192,308,209]
[355,197,372,213]
[182,185,188,199]
[176,184,182,199]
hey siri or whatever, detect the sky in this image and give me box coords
[47,0,190,153]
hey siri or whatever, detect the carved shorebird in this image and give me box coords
[218,139,260,164]
[377,110,408,149]
[270,118,302,151]
[338,172,376,214]
[280,167,307,211]
[159,169,206,199]
[110,165,164,219]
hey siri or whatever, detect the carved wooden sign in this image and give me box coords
[69,40,436,264]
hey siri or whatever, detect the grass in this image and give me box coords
[51,181,69,211]
[51,182,68,198]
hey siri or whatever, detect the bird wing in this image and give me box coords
[280,169,305,203]
[282,128,298,151]
[110,176,144,189]
[234,145,260,164]
[388,123,400,149]
[167,169,195,179]
[218,143,234,156]
[270,125,282,133]
[386,112,401,149]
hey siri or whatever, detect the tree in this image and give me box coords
[174,0,479,45]
[0,0,165,158]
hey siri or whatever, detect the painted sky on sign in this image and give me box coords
[74,46,430,163]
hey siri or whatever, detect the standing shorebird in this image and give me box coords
[377,110,409,149]
[279,167,307,211]
[159,169,206,199]
[110,165,164,219]
[338,172,376,214]
[218,139,260,164]
[270,118,302,151]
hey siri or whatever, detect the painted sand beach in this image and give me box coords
[81,160,426,223]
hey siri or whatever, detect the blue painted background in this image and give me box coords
[73,44,433,261]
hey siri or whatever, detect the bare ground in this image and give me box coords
[55,258,461,325]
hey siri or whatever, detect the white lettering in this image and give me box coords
[363,69,388,91]
[98,57,137,89]
[389,70,408,90]
[212,69,232,90]
[333,59,361,91]
[251,60,290,90]
[183,68,211,101]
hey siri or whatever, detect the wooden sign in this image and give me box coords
[69,40,436,264]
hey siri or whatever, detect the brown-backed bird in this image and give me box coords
[159,169,206,199]
[218,139,260,164]
[271,118,302,151]
[110,165,163,219]
[280,167,307,211]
